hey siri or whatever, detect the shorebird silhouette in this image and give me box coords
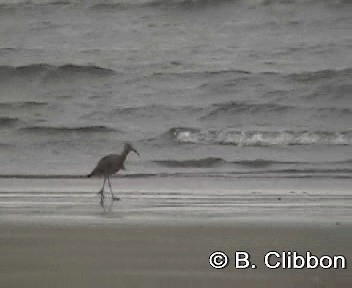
[88,143,139,203]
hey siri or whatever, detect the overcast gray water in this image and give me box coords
[0,0,351,179]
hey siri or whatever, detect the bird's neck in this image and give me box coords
[121,149,130,160]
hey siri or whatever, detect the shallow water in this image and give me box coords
[0,176,351,225]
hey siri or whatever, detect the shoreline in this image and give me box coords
[0,176,351,226]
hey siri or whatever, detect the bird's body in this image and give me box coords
[89,154,126,177]
[88,143,139,203]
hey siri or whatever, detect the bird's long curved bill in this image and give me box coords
[133,149,140,156]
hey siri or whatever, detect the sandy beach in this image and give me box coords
[0,176,351,287]
[0,222,351,288]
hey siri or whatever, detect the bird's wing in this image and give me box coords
[90,154,116,176]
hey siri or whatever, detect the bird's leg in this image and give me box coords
[107,176,117,200]
[107,176,113,196]
[108,176,120,201]
[98,176,106,201]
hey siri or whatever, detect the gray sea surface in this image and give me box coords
[0,0,351,180]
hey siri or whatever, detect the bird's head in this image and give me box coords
[123,142,140,156]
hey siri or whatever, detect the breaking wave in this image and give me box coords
[166,127,352,146]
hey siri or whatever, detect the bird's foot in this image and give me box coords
[97,189,105,204]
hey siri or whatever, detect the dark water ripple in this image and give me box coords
[0,64,116,80]
[21,125,117,134]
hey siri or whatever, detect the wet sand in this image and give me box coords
[1,176,351,225]
[0,176,351,287]
[0,223,351,288]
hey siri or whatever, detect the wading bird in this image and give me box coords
[88,143,139,203]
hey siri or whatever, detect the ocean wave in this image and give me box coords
[252,0,349,6]
[286,68,352,83]
[151,68,252,79]
[110,104,204,117]
[0,101,48,109]
[316,107,352,115]
[0,0,234,10]
[0,117,20,127]
[261,168,352,174]
[166,127,352,146]
[153,157,224,168]
[0,0,74,7]
[152,158,297,168]
[56,64,115,75]
[149,67,351,83]
[22,125,117,133]
[0,0,347,10]
[232,159,288,168]
[152,158,352,169]
[0,63,116,79]
[201,101,294,120]
[90,0,243,10]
